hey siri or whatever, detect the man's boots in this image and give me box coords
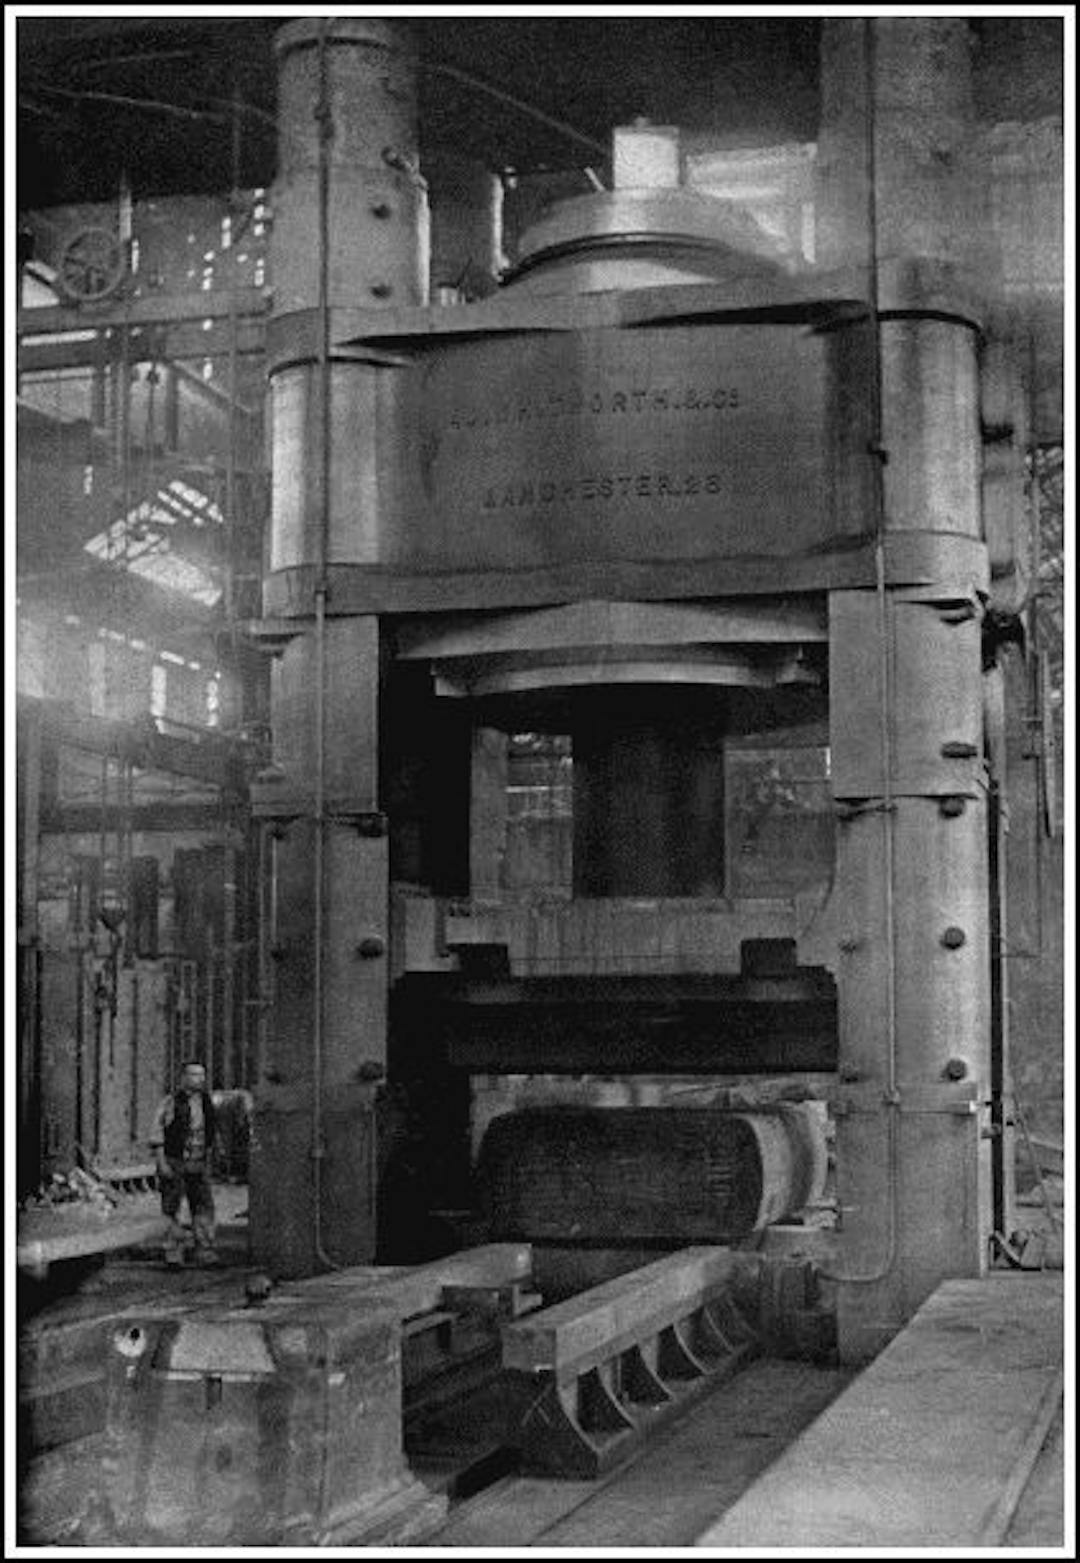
[192,1210,219,1266]
[163,1220,187,1268]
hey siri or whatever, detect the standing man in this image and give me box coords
[149,1059,220,1267]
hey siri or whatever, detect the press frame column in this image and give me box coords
[821,17,995,1361]
[251,18,423,1275]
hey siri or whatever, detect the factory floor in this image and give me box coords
[426,1263,1065,1549]
[693,1271,1064,1551]
[16,1183,1068,1550]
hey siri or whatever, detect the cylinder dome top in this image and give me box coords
[511,119,790,290]
[274,16,412,59]
[516,187,786,269]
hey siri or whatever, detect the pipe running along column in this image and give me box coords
[250,18,426,1276]
[818,18,993,1361]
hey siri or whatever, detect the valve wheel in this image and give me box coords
[57,226,127,302]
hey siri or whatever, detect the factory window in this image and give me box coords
[19,366,97,425]
[725,745,834,898]
[83,480,223,607]
[87,639,107,717]
[16,615,47,698]
[506,733,573,820]
[493,707,833,902]
[503,733,573,893]
[150,664,167,719]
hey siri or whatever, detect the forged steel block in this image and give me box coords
[479,1105,828,1247]
[96,1292,444,1546]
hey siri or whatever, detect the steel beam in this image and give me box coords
[17,287,267,342]
[501,1248,760,1477]
[20,696,250,791]
[260,530,989,618]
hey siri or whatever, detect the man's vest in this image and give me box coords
[162,1089,217,1163]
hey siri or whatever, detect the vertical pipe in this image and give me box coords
[94,753,109,1162]
[987,773,1008,1235]
[310,16,336,1268]
[20,706,44,1191]
[256,825,272,1090]
[98,754,109,919]
[118,320,132,600]
[221,842,237,1089]
[206,940,216,1087]
[224,83,241,661]
[130,969,140,1154]
[91,346,107,430]
[92,993,103,1157]
[821,18,900,1289]
[74,948,85,1160]
[122,759,134,967]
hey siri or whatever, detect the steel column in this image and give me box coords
[251,19,423,1275]
[821,18,994,1361]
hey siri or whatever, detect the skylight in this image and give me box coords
[84,479,223,607]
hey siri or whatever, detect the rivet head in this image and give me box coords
[370,282,393,299]
[941,926,966,949]
[357,936,385,959]
[939,795,967,817]
[943,1057,968,1081]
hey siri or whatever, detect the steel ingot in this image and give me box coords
[478,1104,829,1247]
